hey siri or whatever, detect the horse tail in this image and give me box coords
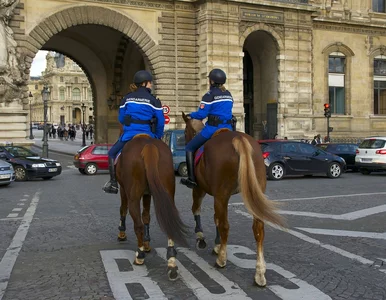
[141,143,189,247]
[232,136,286,228]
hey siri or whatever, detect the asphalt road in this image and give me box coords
[1,150,386,300]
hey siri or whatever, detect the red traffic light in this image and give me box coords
[324,103,330,109]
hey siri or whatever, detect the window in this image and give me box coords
[162,133,171,146]
[88,89,92,101]
[75,77,78,84]
[175,133,185,150]
[72,88,81,101]
[359,139,386,149]
[373,0,386,12]
[281,143,298,153]
[59,88,65,101]
[92,146,108,155]
[298,143,316,155]
[328,52,346,114]
[374,56,386,114]
[60,76,64,83]
[35,84,38,90]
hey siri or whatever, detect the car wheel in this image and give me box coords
[78,168,86,175]
[178,163,188,177]
[268,163,284,180]
[42,177,53,180]
[360,168,371,175]
[14,166,27,181]
[327,162,342,178]
[84,163,98,175]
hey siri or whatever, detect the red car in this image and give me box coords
[73,144,113,175]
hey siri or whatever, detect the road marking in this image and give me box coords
[100,250,166,300]
[20,199,27,202]
[229,191,386,205]
[0,192,40,300]
[17,203,25,206]
[234,209,374,266]
[296,228,386,240]
[0,217,22,221]
[157,247,250,300]
[227,245,332,300]
[6,213,18,218]
[11,208,22,212]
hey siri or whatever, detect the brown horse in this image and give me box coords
[182,112,286,286]
[116,134,189,280]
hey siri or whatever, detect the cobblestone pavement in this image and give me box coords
[1,151,386,300]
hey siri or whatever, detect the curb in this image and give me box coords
[32,144,76,157]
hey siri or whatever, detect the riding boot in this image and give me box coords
[103,157,119,194]
[180,151,197,189]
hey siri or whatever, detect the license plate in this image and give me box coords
[362,158,372,162]
[0,174,11,179]
[48,168,57,172]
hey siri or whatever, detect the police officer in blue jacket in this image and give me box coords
[180,68,234,189]
[103,70,165,194]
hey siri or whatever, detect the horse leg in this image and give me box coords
[142,194,151,252]
[128,198,146,265]
[165,238,179,281]
[192,188,207,250]
[214,196,229,268]
[117,187,128,241]
[252,218,266,287]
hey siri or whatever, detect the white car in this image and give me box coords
[355,137,386,175]
[0,159,15,186]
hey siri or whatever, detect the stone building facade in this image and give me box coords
[1,0,386,145]
[28,53,93,126]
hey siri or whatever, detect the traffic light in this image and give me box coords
[324,103,331,118]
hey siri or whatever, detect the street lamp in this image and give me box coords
[28,92,34,140]
[41,86,50,158]
[81,102,86,147]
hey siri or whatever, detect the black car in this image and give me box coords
[0,146,62,181]
[316,143,358,171]
[259,140,347,180]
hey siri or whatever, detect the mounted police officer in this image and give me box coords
[180,68,235,189]
[103,70,165,194]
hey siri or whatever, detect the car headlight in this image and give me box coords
[32,163,45,168]
[55,163,61,166]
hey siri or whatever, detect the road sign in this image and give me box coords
[164,115,170,125]
[162,105,170,115]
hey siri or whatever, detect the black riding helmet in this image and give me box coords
[208,69,226,84]
[133,70,153,85]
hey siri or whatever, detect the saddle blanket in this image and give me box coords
[114,133,151,165]
[194,145,204,167]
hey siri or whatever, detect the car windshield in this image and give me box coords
[359,139,386,149]
[175,133,186,150]
[4,146,38,157]
[77,146,90,153]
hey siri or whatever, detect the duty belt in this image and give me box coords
[124,115,151,126]
[207,115,232,127]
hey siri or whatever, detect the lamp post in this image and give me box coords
[29,92,34,140]
[81,102,86,147]
[41,86,50,158]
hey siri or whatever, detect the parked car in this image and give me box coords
[355,137,386,175]
[316,143,359,171]
[162,129,187,177]
[73,144,113,175]
[0,160,15,186]
[258,140,346,180]
[0,146,62,181]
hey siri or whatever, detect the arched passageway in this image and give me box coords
[243,30,279,139]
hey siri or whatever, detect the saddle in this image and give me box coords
[114,133,151,165]
[194,128,230,166]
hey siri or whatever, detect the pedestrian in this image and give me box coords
[102,70,164,194]
[180,68,234,189]
[262,120,269,140]
[89,125,94,140]
[273,133,279,139]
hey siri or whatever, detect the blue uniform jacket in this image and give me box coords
[118,87,165,141]
[190,86,233,139]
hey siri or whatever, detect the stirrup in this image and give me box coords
[180,177,197,189]
[103,181,119,194]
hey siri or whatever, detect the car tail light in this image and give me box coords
[355,149,359,154]
[262,152,270,159]
[376,150,386,154]
[74,154,79,160]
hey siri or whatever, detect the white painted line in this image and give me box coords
[0,191,41,300]
[20,199,27,202]
[17,203,25,206]
[6,213,18,218]
[229,191,386,205]
[156,248,250,299]
[278,204,386,220]
[0,217,22,221]
[23,195,28,197]
[296,228,386,240]
[11,208,22,212]
[234,209,375,266]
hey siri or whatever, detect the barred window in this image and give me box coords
[72,88,81,101]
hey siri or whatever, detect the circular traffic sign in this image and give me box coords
[162,105,170,115]
[164,115,170,125]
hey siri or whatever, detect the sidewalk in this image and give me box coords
[31,130,94,156]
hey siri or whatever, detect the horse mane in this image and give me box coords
[191,119,204,133]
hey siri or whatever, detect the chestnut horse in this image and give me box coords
[182,112,285,286]
[116,134,188,280]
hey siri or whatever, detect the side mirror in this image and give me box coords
[0,153,7,159]
[313,150,320,156]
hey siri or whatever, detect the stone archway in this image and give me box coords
[241,25,282,139]
[23,5,158,143]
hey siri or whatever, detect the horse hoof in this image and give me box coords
[215,259,226,268]
[134,258,144,265]
[167,267,179,281]
[212,245,220,255]
[255,275,267,287]
[196,239,207,250]
[144,242,151,253]
[117,233,127,242]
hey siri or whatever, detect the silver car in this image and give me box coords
[0,159,15,186]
